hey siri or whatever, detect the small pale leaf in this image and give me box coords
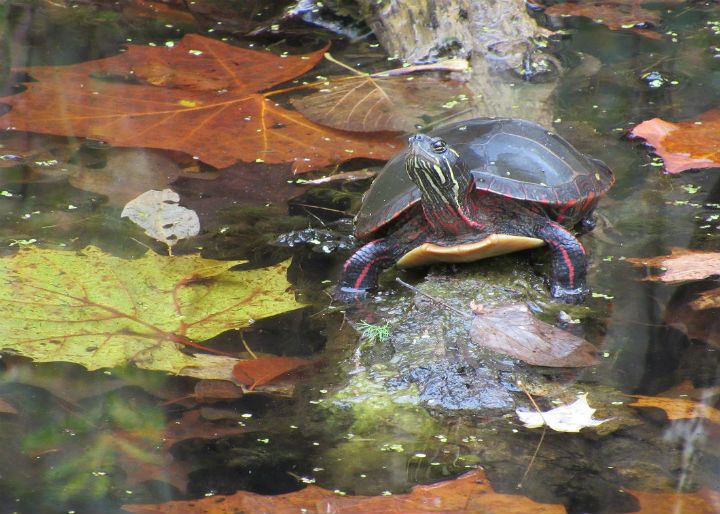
[516,394,613,432]
[122,189,200,248]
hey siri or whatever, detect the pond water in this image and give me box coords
[1,1,720,513]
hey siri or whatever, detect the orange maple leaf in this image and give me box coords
[0,34,402,172]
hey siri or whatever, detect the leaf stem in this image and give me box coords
[394,278,471,318]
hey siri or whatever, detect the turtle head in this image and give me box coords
[406,134,473,209]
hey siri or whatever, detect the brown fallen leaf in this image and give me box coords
[292,73,472,132]
[625,247,720,283]
[627,395,720,424]
[630,114,720,174]
[0,34,402,172]
[624,486,720,514]
[232,356,315,391]
[122,467,566,514]
[470,302,598,367]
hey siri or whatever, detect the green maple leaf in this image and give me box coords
[0,246,304,373]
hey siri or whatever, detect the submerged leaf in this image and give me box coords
[628,395,720,424]
[0,34,402,172]
[70,148,184,205]
[232,356,314,390]
[662,282,720,349]
[470,302,598,367]
[0,246,304,373]
[292,74,472,132]
[0,397,18,414]
[123,467,566,514]
[624,486,720,514]
[544,0,681,39]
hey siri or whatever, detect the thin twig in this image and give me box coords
[240,332,257,359]
[371,58,469,77]
[516,380,547,489]
[395,278,471,318]
[324,52,368,76]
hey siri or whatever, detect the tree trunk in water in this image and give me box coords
[357,0,542,69]
[355,0,558,126]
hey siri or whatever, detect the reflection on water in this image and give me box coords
[1,1,720,513]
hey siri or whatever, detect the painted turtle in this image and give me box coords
[337,117,614,303]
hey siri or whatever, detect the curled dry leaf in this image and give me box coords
[470,302,598,367]
[625,247,720,283]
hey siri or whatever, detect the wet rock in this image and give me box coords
[402,361,515,413]
[332,258,597,416]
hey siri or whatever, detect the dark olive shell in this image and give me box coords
[356,117,614,239]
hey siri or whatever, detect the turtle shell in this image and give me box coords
[356,117,614,239]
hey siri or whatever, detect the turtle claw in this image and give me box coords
[550,284,587,304]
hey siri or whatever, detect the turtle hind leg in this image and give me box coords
[534,220,588,303]
[335,237,407,302]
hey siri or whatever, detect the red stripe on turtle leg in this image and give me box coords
[536,221,587,301]
[339,238,404,294]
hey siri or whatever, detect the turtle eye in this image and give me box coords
[431,138,447,153]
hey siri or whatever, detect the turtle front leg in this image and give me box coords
[335,237,407,302]
[533,220,588,303]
